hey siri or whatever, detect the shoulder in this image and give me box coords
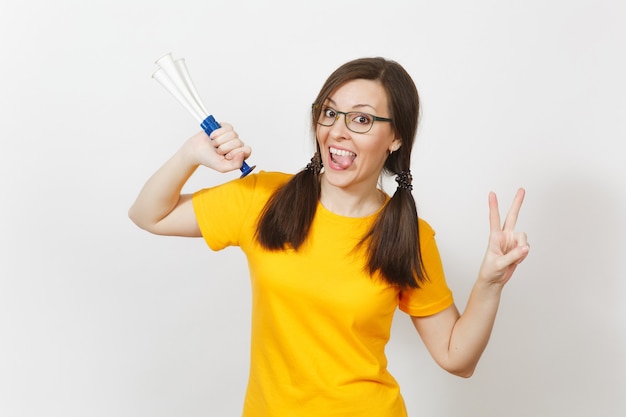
[237,171,293,199]
[199,170,292,194]
[417,217,436,240]
[193,171,292,209]
[251,170,293,188]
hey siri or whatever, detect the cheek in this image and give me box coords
[315,131,324,150]
[315,126,327,143]
[362,137,394,159]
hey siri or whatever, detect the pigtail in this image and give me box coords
[255,152,322,250]
[361,170,426,289]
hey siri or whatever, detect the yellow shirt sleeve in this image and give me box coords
[192,171,290,251]
[398,219,455,317]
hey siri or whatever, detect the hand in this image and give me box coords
[187,122,252,173]
[478,188,530,286]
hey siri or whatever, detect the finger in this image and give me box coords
[513,244,530,265]
[516,244,530,264]
[514,231,528,248]
[210,129,239,148]
[216,138,246,157]
[208,122,233,139]
[488,191,501,233]
[225,145,251,161]
[503,188,526,231]
[209,126,243,156]
[501,244,530,269]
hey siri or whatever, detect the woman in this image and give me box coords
[129,57,529,416]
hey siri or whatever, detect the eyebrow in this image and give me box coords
[325,98,378,112]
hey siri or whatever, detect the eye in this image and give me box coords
[350,113,373,126]
[322,107,337,118]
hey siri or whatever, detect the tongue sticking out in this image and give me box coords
[330,148,356,169]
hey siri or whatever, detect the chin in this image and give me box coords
[322,169,352,187]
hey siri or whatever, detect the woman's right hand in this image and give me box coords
[187,122,252,173]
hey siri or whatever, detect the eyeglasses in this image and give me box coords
[313,104,393,134]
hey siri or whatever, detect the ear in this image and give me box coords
[389,138,402,153]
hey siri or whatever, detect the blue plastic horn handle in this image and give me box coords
[200,115,256,177]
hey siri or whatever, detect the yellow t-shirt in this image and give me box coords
[192,171,454,417]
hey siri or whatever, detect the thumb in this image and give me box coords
[505,244,530,266]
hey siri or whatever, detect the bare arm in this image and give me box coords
[412,189,530,377]
[128,124,251,236]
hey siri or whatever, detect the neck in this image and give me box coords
[319,175,386,217]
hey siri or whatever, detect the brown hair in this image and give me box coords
[255,57,425,288]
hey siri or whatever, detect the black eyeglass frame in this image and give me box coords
[312,104,393,134]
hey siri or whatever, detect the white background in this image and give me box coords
[1,1,624,416]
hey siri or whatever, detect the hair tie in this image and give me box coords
[305,152,323,174]
[395,170,413,191]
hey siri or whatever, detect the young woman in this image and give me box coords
[129,57,529,416]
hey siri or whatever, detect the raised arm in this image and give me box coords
[128,124,251,236]
[411,188,530,377]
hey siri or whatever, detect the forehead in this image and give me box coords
[326,79,388,112]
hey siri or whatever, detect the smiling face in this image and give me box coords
[316,79,402,195]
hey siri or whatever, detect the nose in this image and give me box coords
[329,113,350,138]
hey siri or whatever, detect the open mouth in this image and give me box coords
[329,146,356,169]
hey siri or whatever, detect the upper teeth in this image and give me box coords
[330,147,356,157]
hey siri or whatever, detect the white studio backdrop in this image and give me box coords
[1,0,624,416]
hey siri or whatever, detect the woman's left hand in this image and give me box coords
[478,188,530,286]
